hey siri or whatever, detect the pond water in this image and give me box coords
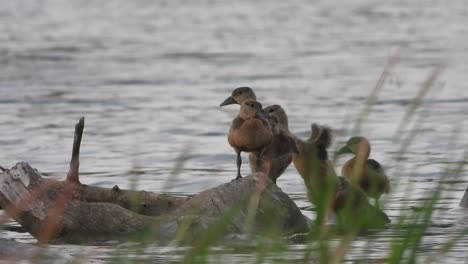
[1,0,468,262]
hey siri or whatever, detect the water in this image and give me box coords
[1,0,468,262]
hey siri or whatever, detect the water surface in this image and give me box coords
[1,0,468,262]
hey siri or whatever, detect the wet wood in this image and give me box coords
[65,117,83,184]
[169,172,309,243]
[0,162,308,243]
[0,117,309,243]
[0,162,159,242]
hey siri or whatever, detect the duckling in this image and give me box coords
[292,124,390,229]
[293,124,339,207]
[292,124,337,190]
[220,87,257,106]
[249,105,299,183]
[228,100,273,180]
[264,105,289,130]
[220,89,297,182]
[337,137,390,203]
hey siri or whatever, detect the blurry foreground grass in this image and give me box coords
[8,62,465,263]
[139,62,468,264]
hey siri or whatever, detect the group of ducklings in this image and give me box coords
[220,87,390,224]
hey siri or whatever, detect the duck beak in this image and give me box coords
[337,146,351,155]
[220,96,236,106]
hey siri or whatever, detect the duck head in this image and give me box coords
[239,100,267,120]
[264,104,289,129]
[337,136,370,156]
[220,87,257,106]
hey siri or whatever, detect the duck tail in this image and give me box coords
[310,123,332,149]
[310,123,321,140]
[309,123,333,161]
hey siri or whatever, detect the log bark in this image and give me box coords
[168,172,309,243]
[0,162,160,242]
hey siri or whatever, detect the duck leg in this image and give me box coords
[257,147,271,177]
[235,151,242,180]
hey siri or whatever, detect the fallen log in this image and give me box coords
[0,117,309,243]
[0,163,308,243]
[167,172,309,243]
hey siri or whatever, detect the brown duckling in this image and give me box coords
[291,124,390,228]
[249,105,299,183]
[228,100,273,180]
[220,87,257,106]
[337,137,390,203]
[292,124,337,190]
[264,105,289,129]
[220,88,297,182]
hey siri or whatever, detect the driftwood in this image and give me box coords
[0,117,309,244]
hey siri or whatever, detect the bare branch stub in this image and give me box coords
[460,186,468,208]
[66,117,84,184]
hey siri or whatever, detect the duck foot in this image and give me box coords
[232,175,242,181]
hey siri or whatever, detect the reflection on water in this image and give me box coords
[1,0,468,262]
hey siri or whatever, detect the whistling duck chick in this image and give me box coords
[220,87,257,106]
[249,105,298,183]
[220,88,296,182]
[293,125,390,227]
[228,100,273,180]
[292,124,337,191]
[337,137,390,202]
[264,105,289,130]
[262,121,338,197]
